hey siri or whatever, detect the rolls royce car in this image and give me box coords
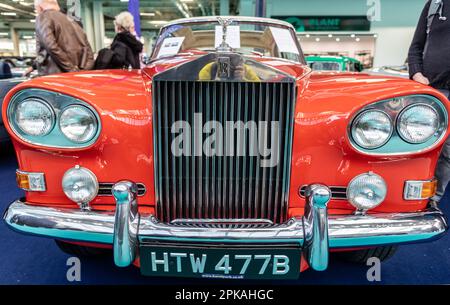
[2,16,448,279]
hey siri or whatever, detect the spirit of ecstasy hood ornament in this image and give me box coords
[216,17,234,52]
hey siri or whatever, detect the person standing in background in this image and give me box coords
[110,12,144,69]
[29,0,94,76]
[408,0,450,206]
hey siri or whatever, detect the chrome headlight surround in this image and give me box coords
[349,95,448,155]
[397,103,439,144]
[351,109,393,149]
[59,105,98,143]
[7,89,101,149]
[14,97,56,137]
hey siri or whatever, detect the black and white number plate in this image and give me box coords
[140,243,301,280]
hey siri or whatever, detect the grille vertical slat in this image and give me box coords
[191,82,196,219]
[273,83,283,223]
[217,83,223,219]
[241,82,249,219]
[228,82,235,218]
[170,82,177,219]
[204,82,210,218]
[163,81,171,222]
[154,80,295,224]
[254,83,263,220]
[247,83,256,219]
[222,82,228,218]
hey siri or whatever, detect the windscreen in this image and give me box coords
[152,21,302,62]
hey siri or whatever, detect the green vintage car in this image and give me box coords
[306,55,363,72]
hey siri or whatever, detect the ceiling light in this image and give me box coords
[0,32,9,36]
[23,35,33,39]
[351,34,355,38]
[180,0,195,2]
[315,37,320,42]
[148,20,168,25]
[328,34,333,38]
[140,12,155,16]
[19,1,33,6]
[305,34,310,38]
[30,19,35,22]
[336,38,340,42]
[356,38,361,42]
[1,12,17,16]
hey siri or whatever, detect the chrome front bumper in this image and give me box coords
[3,182,448,271]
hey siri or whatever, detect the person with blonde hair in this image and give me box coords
[95,11,143,69]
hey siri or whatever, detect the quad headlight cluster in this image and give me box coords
[7,89,101,148]
[349,95,447,154]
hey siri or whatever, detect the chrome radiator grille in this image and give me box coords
[153,80,296,223]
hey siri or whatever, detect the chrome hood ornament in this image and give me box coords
[216,17,234,52]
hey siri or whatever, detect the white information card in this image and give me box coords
[157,36,185,58]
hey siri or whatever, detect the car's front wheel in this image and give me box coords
[55,240,110,257]
[335,246,398,264]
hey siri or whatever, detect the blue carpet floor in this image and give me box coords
[0,144,449,285]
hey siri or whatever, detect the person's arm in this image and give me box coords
[408,0,431,82]
[35,15,77,72]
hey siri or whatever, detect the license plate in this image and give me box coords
[139,243,301,280]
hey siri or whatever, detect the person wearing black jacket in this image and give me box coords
[408,0,450,206]
[110,11,143,69]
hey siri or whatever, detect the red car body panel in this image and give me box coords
[2,56,449,218]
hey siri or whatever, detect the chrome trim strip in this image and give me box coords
[299,185,347,200]
[112,181,139,267]
[97,182,146,197]
[4,199,447,248]
[161,16,295,32]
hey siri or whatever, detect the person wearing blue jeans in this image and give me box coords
[408,0,450,207]
[432,90,450,205]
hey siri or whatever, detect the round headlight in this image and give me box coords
[351,110,393,149]
[15,98,55,136]
[62,166,98,207]
[397,104,438,144]
[347,172,387,211]
[59,105,98,143]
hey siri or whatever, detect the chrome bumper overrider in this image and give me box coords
[3,182,448,271]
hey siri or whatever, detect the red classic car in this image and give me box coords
[2,16,448,279]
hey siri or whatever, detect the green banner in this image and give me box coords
[272,16,371,32]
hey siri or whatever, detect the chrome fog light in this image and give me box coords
[347,172,387,211]
[62,165,98,209]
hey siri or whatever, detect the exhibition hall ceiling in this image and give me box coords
[0,0,239,34]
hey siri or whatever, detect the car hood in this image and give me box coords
[143,53,310,82]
